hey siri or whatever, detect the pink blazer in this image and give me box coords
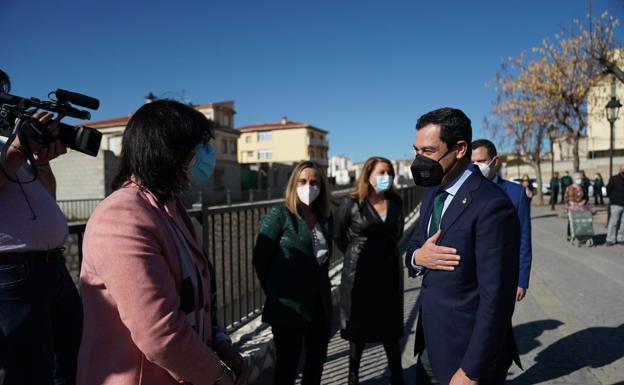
[78,183,222,385]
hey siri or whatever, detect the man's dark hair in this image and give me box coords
[416,107,472,156]
[471,139,497,159]
[112,99,215,202]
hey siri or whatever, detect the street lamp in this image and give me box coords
[548,125,558,210]
[605,77,622,179]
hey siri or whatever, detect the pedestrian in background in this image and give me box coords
[521,174,535,200]
[560,171,573,204]
[565,173,588,242]
[593,172,605,206]
[580,170,591,202]
[78,100,247,385]
[565,173,587,209]
[606,165,624,246]
[253,161,333,385]
[334,157,405,385]
[550,172,560,210]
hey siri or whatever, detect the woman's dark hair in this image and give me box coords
[416,107,472,157]
[111,100,214,201]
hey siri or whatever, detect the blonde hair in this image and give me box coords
[349,156,397,203]
[284,161,331,218]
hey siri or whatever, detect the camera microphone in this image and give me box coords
[55,89,100,110]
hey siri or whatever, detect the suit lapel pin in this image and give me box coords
[462,197,468,204]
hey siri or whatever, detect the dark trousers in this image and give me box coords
[560,188,566,204]
[415,348,512,385]
[348,339,404,385]
[414,349,438,385]
[271,313,331,385]
[0,257,83,385]
[550,187,559,206]
[594,191,604,205]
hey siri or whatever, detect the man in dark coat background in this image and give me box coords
[405,108,521,385]
[471,139,532,302]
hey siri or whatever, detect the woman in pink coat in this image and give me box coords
[78,100,247,385]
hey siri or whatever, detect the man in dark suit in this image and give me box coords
[406,108,521,385]
[471,139,532,302]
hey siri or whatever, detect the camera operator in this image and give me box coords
[0,103,83,385]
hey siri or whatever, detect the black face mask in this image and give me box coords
[410,149,455,187]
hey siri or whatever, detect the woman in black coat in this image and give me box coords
[334,156,404,385]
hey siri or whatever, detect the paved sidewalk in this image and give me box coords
[258,203,624,384]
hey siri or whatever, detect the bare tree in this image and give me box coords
[491,56,552,204]
[493,12,619,174]
[583,12,624,82]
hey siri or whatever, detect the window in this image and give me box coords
[246,151,254,159]
[258,131,272,141]
[245,135,252,143]
[229,140,237,155]
[221,139,228,154]
[258,150,272,160]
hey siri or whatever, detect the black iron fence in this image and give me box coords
[67,185,423,333]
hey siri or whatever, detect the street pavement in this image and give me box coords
[286,203,624,385]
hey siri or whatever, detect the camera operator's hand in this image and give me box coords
[14,111,67,165]
[1,111,66,195]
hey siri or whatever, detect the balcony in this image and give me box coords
[307,138,329,147]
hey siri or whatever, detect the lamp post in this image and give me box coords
[606,77,622,180]
[548,125,557,210]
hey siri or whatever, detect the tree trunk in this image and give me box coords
[536,160,544,205]
[572,131,580,172]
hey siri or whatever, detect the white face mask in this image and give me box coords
[296,184,320,206]
[476,161,494,180]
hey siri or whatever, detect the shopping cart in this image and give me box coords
[567,209,594,247]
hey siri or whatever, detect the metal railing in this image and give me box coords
[58,199,102,221]
[67,185,423,333]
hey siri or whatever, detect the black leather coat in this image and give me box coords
[334,195,404,342]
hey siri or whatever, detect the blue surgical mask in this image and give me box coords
[189,143,216,185]
[373,175,393,193]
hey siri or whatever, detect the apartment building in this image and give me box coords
[237,116,329,168]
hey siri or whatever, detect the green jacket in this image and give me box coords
[252,203,333,328]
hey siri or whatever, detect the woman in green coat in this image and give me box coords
[253,161,333,385]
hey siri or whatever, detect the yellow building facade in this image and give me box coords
[587,49,624,158]
[237,117,329,167]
